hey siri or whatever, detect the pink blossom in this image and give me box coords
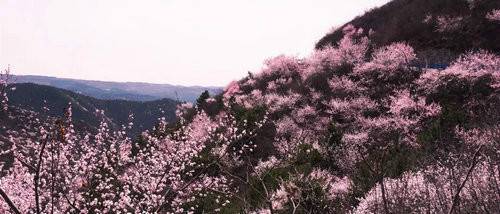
[355,163,499,213]
[448,50,500,75]
[309,169,351,200]
[308,46,344,76]
[306,25,369,79]
[293,105,316,123]
[269,169,351,212]
[486,9,500,21]
[0,160,35,212]
[253,156,281,177]
[257,55,303,78]
[270,179,300,211]
[356,42,416,75]
[455,125,500,147]
[264,92,300,113]
[205,97,216,104]
[417,51,500,92]
[223,80,241,99]
[389,90,441,118]
[337,27,369,65]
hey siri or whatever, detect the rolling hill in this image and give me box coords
[6,83,179,136]
[14,75,222,102]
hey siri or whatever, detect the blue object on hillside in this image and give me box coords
[428,64,449,70]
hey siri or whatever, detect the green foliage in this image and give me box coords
[293,180,332,214]
[246,167,290,208]
[191,146,222,177]
[232,105,267,126]
[348,143,420,208]
[294,144,323,171]
[326,123,343,152]
[131,135,149,157]
[196,90,210,109]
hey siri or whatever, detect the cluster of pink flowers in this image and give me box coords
[486,9,500,21]
[351,91,439,145]
[355,161,499,214]
[337,25,370,65]
[389,90,441,118]
[252,156,280,177]
[354,42,416,79]
[417,51,500,93]
[264,168,351,212]
[456,125,500,147]
[259,55,303,79]
[1,103,262,212]
[307,25,369,79]
[448,50,500,77]
[222,80,241,101]
[308,169,350,199]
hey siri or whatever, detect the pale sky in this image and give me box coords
[0,0,390,86]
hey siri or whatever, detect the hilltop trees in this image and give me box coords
[316,0,500,55]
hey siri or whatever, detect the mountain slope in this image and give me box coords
[7,83,178,136]
[14,75,222,102]
[316,0,500,61]
[1,1,499,213]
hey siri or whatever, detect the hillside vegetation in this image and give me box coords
[6,83,178,136]
[317,0,500,65]
[0,0,499,213]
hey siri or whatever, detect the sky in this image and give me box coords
[0,0,390,86]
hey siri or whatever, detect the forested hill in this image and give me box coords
[0,0,499,213]
[6,83,178,136]
[316,0,500,64]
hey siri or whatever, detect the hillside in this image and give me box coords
[0,0,499,213]
[14,75,222,102]
[6,83,178,136]
[316,0,500,64]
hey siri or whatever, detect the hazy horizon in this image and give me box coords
[1,0,390,86]
[14,73,224,88]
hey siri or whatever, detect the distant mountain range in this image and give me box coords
[13,75,223,102]
[6,83,179,136]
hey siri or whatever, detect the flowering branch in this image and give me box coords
[0,188,20,214]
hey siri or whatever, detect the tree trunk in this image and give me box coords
[380,177,390,214]
[448,145,483,214]
[35,137,49,214]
